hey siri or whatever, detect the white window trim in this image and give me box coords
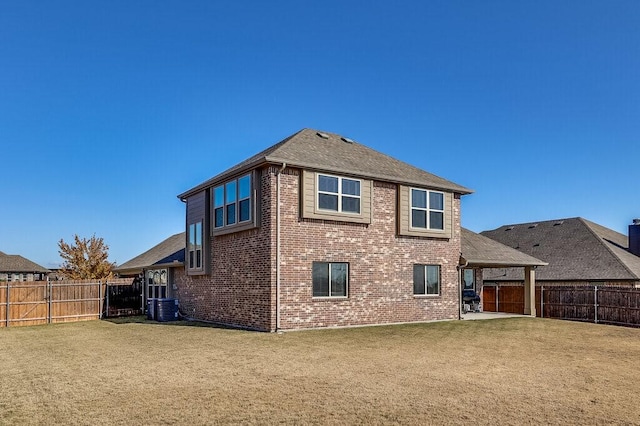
[213,174,253,229]
[316,173,362,215]
[409,188,445,231]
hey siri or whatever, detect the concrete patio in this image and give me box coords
[461,312,532,320]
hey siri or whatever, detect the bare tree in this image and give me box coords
[58,234,115,280]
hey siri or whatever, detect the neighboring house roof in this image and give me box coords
[0,251,49,273]
[179,128,472,199]
[113,233,185,275]
[460,228,547,268]
[481,218,640,281]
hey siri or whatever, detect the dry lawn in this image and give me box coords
[1,317,640,425]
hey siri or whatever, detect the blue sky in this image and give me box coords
[1,1,638,268]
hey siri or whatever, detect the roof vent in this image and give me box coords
[533,243,540,247]
[505,226,514,231]
[316,132,329,139]
[528,224,538,229]
[553,220,564,226]
[341,137,354,144]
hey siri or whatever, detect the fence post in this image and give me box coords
[100,280,104,320]
[594,285,598,324]
[5,281,9,327]
[47,278,52,324]
[540,285,544,318]
[496,285,499,312]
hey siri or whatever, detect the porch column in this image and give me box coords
[524,266,536,316]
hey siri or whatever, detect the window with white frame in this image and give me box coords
[188,221,203,270]
[214,174,252,229]
[312,262,348,297]
[413,264,440,296]
[410,189,444,230]
[317,174,361,214]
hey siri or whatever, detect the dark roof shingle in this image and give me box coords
[480,218,640,281]
[461,228,547,267]
[0,252,49,273]
[179,128,472,199]
[114,233,185,274]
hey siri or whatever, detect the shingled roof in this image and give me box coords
[114,233,185,275]
[481,218,640,281]
[0,251,49,273]
[179,128,472,199]
[460,228,547,268]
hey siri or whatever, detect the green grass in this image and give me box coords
[2,317,640,425]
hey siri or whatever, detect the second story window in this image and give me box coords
[214,175,252,229]
[317,174,361,214]
[188,221,203,270]
[411,189,444,230]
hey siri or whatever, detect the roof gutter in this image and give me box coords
[457,255,468,320]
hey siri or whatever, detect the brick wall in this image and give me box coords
[175,166,463,331]
[277,168,462,330]
[174,166,276,331]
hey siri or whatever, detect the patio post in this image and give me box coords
[524,266,536,316]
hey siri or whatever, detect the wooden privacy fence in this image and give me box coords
[0,278,134,328]
[541,286,640,326]
[482,284,640,327]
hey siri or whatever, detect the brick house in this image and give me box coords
[175,129,473,331]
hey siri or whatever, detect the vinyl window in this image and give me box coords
[410,189,444,230]
[413,264,440,296]
[463,269,475,290]
[317,174,361,214]
[147,269,168,299]
[312,262,348,298]
[214,174,252,229]
[188,221,203,270]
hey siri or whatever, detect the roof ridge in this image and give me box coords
[500,216,581,229]
[579,218,638,279]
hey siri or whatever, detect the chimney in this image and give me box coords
[630,219,640,257]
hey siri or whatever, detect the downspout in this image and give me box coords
[276,162,286,331]
[458,256,469,320]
